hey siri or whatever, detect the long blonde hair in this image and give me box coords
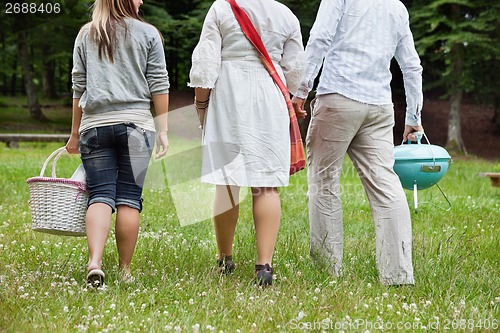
[89,0,143,62]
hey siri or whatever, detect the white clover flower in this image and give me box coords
[297,311,305,320]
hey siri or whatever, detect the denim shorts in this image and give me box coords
[79,123,155,212]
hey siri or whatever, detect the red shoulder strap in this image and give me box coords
[227,0,293,112]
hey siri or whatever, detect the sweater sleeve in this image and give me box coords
[146,30,170,95]
[71,28,87,99]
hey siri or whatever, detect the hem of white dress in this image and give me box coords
[200,178,289,187]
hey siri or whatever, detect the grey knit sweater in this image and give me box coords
[72,18,169,114]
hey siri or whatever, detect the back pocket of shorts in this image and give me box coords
[79,128,99,154]
[127,125,150,152]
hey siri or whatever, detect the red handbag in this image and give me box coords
[227,0,306,175]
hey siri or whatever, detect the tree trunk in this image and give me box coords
[0,30,5,95]
[18,30,44,120]
[494,96,500,130]
[10,59,18,96]
[447,90,464,152]
[446,4,465,153]
[42,56,58,99]
[68,57,73,93]
[170,37,178,89]
[446,43,466,152]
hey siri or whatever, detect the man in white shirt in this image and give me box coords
[292,0,423,285]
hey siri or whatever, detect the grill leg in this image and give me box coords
[413,181,418,213]
[436,183,452,211]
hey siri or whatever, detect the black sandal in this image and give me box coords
[86,268,105,288]
[255,263,273,286]
[217,255,236,274]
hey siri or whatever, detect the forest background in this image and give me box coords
[0,0,499,156]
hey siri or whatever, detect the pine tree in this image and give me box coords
[410,0,500,152]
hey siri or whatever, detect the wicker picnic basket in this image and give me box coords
[27,147,87,236]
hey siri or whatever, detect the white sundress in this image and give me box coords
[189,0,305,187]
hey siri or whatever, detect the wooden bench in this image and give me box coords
[478,173,500,187]
[0,133,69,148]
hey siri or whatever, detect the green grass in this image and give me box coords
[0,140,499,332]
[0,96,73,133]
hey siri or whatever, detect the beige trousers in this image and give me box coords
[306,94,414,285]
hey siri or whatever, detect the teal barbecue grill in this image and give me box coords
[393,132,452,212]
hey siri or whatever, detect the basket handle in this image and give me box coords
[39,147,68,178]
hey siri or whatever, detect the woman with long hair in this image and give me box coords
[189,0,304,286]
[66,0,170,287]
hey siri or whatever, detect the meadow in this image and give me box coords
[0,137,498,332]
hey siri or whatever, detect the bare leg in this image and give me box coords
[252,187,281,265]
[86,203,112,271]
[213,185,240,259]
[115,205,140,276]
